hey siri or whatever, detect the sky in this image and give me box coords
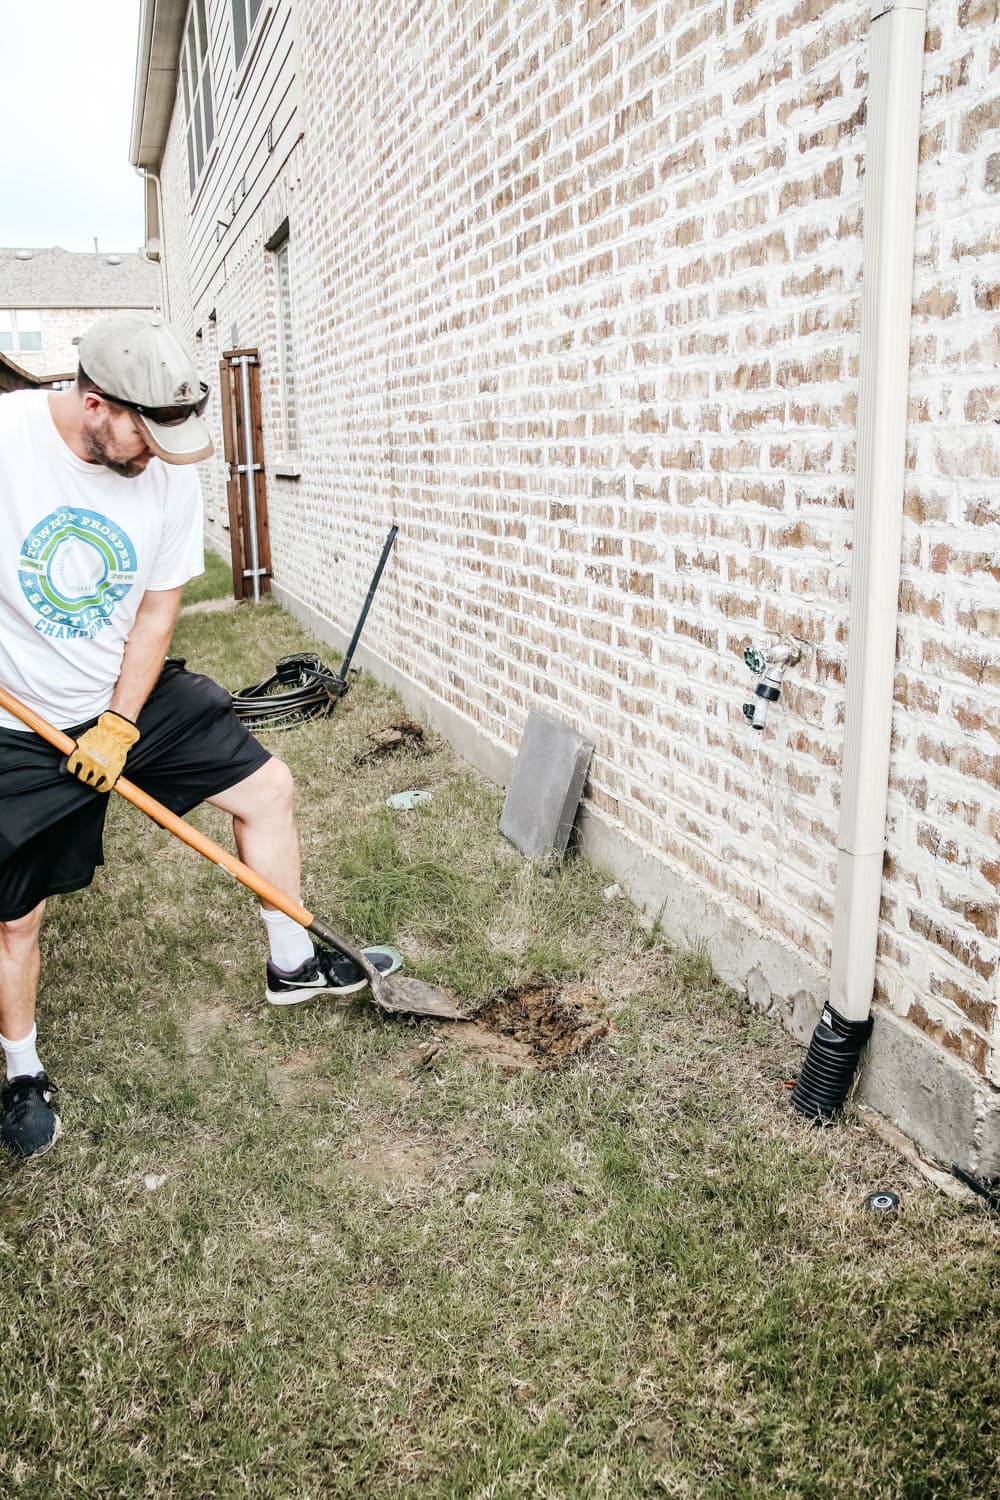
[0,0,146,254]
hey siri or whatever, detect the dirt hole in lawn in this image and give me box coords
[419,980,610,1074]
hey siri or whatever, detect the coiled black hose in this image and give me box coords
[231,653,349,731]
[231,526,400,733]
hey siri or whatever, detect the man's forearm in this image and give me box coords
[109,589,181,723]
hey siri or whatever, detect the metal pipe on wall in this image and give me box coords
[237,354,262,605]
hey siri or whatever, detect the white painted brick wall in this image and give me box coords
[158,0,1000,1085]
[890,0,1000,1080]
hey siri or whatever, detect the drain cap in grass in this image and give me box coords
[386,789,433,811]
[386,786,431,810]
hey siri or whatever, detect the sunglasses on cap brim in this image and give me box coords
[97,382,210,427]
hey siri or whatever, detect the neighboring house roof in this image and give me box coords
[0,247,159,310]
[0,350,71,392]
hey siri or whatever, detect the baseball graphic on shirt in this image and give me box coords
[18,507,138,637]
[48,533,107,602]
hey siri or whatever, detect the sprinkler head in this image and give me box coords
[864,1190,900,1215]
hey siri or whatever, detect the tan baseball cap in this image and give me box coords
[77,311,214,464]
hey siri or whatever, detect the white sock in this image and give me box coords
[1,1023,43,1081]
[260,907,314,973]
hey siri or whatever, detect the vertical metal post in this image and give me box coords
[238,354,261,604]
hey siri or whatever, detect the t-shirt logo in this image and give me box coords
[18,507,138,639]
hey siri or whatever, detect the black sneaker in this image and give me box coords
[1,1072,62,1159]
[265,944,403,1007]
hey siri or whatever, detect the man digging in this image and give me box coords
[0,312,398,1159]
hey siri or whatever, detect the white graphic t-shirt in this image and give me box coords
[0,390,205,731]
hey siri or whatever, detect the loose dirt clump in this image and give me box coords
[353,719,427,765]
[432,981,609,1073]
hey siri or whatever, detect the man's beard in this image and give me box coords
[82,413,150,478]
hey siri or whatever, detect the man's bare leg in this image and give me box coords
[205,757,316,974]
[205,756,397,1001]
[206,756,301,902]
[0,902,46,1057]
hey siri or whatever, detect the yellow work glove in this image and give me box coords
[65,711,141,792]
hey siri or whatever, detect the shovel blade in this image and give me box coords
[372,975,468,1020]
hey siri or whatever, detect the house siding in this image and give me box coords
[182,0,301,305]
[156,0,1000,1151]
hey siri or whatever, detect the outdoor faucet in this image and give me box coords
[742,637,803,731]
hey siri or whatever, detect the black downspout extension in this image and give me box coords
[790,1006,874,1125]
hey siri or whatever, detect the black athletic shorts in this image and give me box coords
[0,658,272,921]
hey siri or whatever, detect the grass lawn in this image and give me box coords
[1,551,997,1498]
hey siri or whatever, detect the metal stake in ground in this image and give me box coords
[0,684,466,1023]
[336,524,398,686]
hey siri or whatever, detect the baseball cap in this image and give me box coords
[76,311,214,464]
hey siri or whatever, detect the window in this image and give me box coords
[0,310,42,354]
[181,0,215,194]
[232,0,267,67]
[271,231,299,456]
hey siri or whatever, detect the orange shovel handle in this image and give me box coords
[0,683,352,950]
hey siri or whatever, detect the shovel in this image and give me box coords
[0,684,465,1022]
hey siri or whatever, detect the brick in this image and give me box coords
[722,25,766,71]
[926,52,973,103]
[951,225,1000,261]
[800,99,866,153]
[776,0,826,39]
[802,17,862,73]
[675,7,725,62]
[778,160,843,212]
[973,280,1000,311]
[730,145,786,184]
[958,0,999,28]
[777,72,843,128]
[894,674,940,714]
[958,94,1000,153]
[906,1001,988,1074]
[674,93,723,143]
[928,976,995,1034]
[728,230,789,274]
[908,910,997,982]
[913,285,960,317]
[776,352,842,387]
[941,896,998,939]
[613,90,652,139]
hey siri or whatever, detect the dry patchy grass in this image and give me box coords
[0,555,996,1497]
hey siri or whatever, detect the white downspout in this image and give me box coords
[140,168,171,322]
[830,0,928,1022]
[792,1,928,1121]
